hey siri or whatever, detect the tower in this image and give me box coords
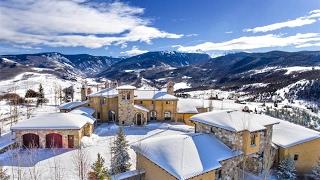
[117,85,136,125]
[80,84,87,101]
[167,81,174,95]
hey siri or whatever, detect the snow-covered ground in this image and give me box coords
[0,122,193,180]
[0,72,83,102]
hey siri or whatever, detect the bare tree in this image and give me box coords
[26,147,42,180]
[72,147,90,180]
[48,148,66,180]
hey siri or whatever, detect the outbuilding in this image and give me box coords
[11,113,95,148]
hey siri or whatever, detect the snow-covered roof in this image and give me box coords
[134,90,178,100]
[112,169,145,180]
[272,120,320,148]
[131,133,241,180]
[134,104,150,112]
[70,107,95,117]
[117,85,136,90]
[59,101,87,110]
[88,88,118,97]
[11,113,94,130]
[191,110,280,132]
[176,98,211,113]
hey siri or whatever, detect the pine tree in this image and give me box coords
[0,166,9,180]
[37,83,45,107]
[277,157,296,180]
[312,158,320,180]
[109,127,131,175]
[88,153,109,180]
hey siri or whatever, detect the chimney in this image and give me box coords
[80,84,87,101]
[166,81,174,95]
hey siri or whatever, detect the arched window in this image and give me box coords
[164,111,171,120]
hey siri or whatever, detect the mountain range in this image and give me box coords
[1,50,320,103]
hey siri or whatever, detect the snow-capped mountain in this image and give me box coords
[0,52,122,80]
[2,50,320,104]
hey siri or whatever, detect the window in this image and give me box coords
[97,112,101,119]
[294,154,299,161]
[166,101,170,104]
[250,134,256,146]
[127,93,130,100]
[122,95,126,100]
[103,98,107,104]
[140,101,143,104]
[164,112,171,120]
[150,111,157,120]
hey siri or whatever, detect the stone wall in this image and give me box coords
[195,122,243,150]
[219,155,243,180]
[14,124,93,148]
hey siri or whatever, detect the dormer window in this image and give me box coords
[250,134,257,146]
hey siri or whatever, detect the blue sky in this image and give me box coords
[0,0,320,56]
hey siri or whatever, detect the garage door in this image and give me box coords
[22,133,40,148]
[46,133,63,148]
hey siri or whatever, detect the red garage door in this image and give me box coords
[22,133,40,148]
[46,133,63,148]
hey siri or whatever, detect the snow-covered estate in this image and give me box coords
[80,81,210,125]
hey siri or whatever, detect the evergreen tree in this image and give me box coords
[312,158,320,180]
[109,127,131,175]
[37,83,45,107]
[0,166,9,180]
[88,153,109,180]
[276,157,296,180]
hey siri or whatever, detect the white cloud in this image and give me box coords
[175,33,320,52]
[0,0,183,48]
[121,46,148,56]
[245,9,320,33]
[225,31,233,34]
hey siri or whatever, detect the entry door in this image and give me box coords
[68,135,74,148]
[137,114,142,125]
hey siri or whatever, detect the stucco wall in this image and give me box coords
[134,100,178,121]
[136,153,216,180]
[136,153,176,180]
[87,96,118,122]
[278,138,320,174]
[242,131,260,155]
[176,113,196,125]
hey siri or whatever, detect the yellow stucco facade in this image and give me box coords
[136,153,216,180]
[87,96,184,123]
[134,99,178,121]
[242,131,260,155]
[87,96,118,121]
[176,113,197,125]
[277,138,320,174]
